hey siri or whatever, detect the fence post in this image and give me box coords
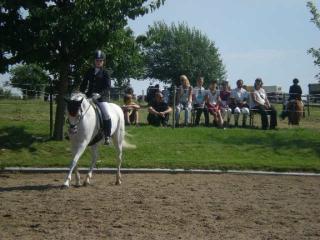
[172,86,176,129]
[307,94,310,117]
[49,80,53,138]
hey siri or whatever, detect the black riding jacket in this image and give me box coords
[80,67,111,101]
[288,84,302,101]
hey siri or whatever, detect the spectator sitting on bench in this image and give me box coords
[192,76,209,126]
[251,78,277,130]
[219,80,232,127]
[230,79,250,127]
[122,94,140,126]
[175,75,193,127]
[205,80,223,128]
[147,92,172,127]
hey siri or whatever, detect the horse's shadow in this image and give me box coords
[0,126,49,152]
[0,184,61,193]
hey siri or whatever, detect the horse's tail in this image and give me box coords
[122,139,136,149]
[117,106,136,149]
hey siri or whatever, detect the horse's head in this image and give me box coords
[65,93,86,117]
[65,98,83,117]
[64,93,88,135]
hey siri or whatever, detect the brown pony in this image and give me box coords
[287,100,303,125]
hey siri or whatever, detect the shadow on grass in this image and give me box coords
[0,126,49,152]
[220,131,320,157]
[0,184,61,193]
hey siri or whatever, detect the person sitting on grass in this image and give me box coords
[147,92,172,127]
[122,94,140,126]
[205,80,224,128]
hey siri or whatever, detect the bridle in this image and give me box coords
[66,99,91,134]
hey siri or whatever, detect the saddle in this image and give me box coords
[88,99,104,146]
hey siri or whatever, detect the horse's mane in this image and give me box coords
[70,92,86,101]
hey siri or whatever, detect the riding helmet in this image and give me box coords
[95,50,105,60]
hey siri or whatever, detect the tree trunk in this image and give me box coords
[53,67,68,140]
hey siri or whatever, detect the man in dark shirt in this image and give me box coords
[147,92,172,126]
[80,50,112,144]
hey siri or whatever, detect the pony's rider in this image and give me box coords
[80,50,112,145]
[281,78,303,120]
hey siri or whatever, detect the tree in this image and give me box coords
[76,27,145,90]
[9,64,49,98]
[1,0,165,140]
[307,1,320,80]
[0,86,13,99]
[139,21,226,86]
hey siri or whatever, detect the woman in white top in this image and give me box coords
[252,78,277,130]
[175,75,192,126]
[205,80,223,128]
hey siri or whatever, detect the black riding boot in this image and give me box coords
[103,119,111,145]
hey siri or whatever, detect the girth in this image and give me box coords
[88,100,104,146]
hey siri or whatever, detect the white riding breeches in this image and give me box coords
[97,102,111,120]
[234,107,249,115]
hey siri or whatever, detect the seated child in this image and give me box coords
[122,94,140,126]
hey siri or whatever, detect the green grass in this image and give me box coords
[0,99,320,172]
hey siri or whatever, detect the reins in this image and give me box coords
[67,102,92,133]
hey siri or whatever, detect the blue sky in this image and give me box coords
[1,0,319,96]
[128,0,320,94]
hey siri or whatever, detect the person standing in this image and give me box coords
[80,50,112,144]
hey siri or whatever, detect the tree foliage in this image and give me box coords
[9,64,49,98]
[307,1,320,80]
[77,27,145,89]
[0,0,165,139]
[0,86,13,99]
[139,21,226,86]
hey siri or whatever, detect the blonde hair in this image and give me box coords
[180,75,190,87]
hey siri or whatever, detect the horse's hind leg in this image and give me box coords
[74,166,81,187]
[114,137,123,185]
[84,144,99,186]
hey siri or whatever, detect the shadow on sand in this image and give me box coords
[0,184,62,193]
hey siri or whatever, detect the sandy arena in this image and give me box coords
[0,172,319,240]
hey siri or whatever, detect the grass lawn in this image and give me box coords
[0,99,319,172]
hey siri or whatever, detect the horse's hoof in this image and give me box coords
[83,181,90,187]
[61,184,69,189]
[115,180,122,185]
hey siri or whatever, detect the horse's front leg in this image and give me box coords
[63,143,87,188]
[84,144,99,186]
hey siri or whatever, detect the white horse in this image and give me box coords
[63,92,133,187]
